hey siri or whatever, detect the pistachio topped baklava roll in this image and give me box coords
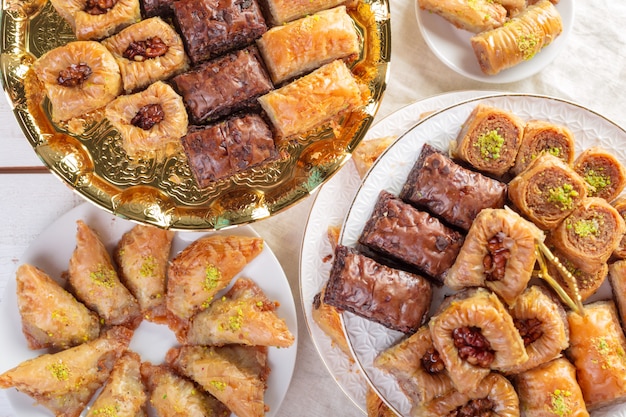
[508,153,588,230]
[451,104,524,177]
[573,146,626,202]
[511,119,576,176]
[547,246,608,302]
[470,0,563,75]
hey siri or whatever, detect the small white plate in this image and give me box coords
[415,1,575,83]
[0,203,298,417]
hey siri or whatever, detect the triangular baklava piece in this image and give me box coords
[184,278,294,347]
[166,345,269,417]
[0,326,133,417]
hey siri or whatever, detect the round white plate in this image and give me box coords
[299,90,501,414]
[415,1,575,83]
[340,93,626,416]
[0,203,298,417]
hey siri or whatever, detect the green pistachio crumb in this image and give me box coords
[517,33,539,60]
[474,129,504,160]
[568,218,601,238]
[584,168,611,195]
[204,265,221,291]
[547,183,579,210]
[139,256,157,277]
[550,389,572,417]
[48,362,70,381]
[90,265,117,288]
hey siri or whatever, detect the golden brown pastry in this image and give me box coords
[184,278,295,347]
[418,0,507,33]
[513,357,589,417]
[311,285,351,357]
[101,17,189,93]
[444,208,544,305]
[429,288,527,393]
[257,6,360,85]
[366,388,396,417]
[413,373,519,417]
[166,345,269,417]
[85,351,146,417]
[50,0,141,40]
[0,327,133,417]
[573,146,626,202]
[351,136,396,178]
[165,235,264,326]
[508,153,588,230]
[612,196,626,259]
[141,362,230,417]
[548,197,625,274]
[374,326,455,405]
[258,59,365,138]
[32,41,122,122]
[547,246,608,302]
[567,301,626,411]
[609,260,626,334]
[262,0,347,25]
[512,119,576,176]
[471,0,563,75]
[506,286,569,375]
[68,220,142,328]
[15,263,100,350]
[115,224,174,322]
[451,104,524,177]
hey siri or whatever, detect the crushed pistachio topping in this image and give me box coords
[547,183,579,210]
[584,168,611,195]
[548,147,562,157]
[550,389,572,417]
[567,217,601,238]
[140,256,157,277]
[90,405,119,416]
[210,380,227,391]
[48,362,70,381]
[204,265,221,291]
[51,309,69,323]
[593,336,626,370]
[517,33,539,60]
[220,308,245,331]
[474,129,504,160]
[90,264,117,288]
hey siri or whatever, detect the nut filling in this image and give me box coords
[483,232,510,282]
[84,0,118,15]
[57,63,93,87]
[449,398,495,417]
[421,347,445,374]
[452,326,495,368]
[514,317,543,346]
[123,37,169,61]
[131,103,165,130]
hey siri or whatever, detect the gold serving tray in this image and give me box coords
[0,0,390,230]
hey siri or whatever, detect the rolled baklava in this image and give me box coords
[417,0,506,33]
[400,143,508,231]
[547,246,608,302]
[471,0,563,75]
[508,153,588,230]
[451,104,524,177]
[444,208,544,305]
[511,119,576,176]
[573,146,626,202]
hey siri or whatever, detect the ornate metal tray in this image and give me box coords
[0,0,390,230]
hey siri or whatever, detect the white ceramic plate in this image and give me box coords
[299,90,501,414]
[415,1,575,83]
[340,93,626,417]
[0,203,298,417]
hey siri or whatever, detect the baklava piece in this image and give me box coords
[506,285,569,375]
[508,153,588,230]
[85,351,147,417]
[171,47,273,124]
[547,246,608,302]
[451,104,524,177]
[68,220,142,328]
[513,358,589,417]
[0,327,132,417]
[573,146,626,202]
[141,362,230,417]
[181,113,277,188]
[311,286,351,357]
[140,0,174,17]
[429,288,527,393]
[400,143,508,231]
[609,260,626,333]
[172,0,267,64]
[512,119,576,176]
[257,6,360,85]
[417,0,507,33]
[323,245,432,334]
[114,224,175,322]
[258,59,365,139]
[50,0,141,41]
[262,0,347,25]
[166,345,269,417]
[351,136,396,178]
[374,326,455,405]
[612,196,626,259]
[105,81,188,160]
[101,17,189,93]
[32,41,122,122]
[359,190,465,282]
[471,0,563,75]
[365,388,396,417]
[548,197,625,274]
[184,278,295,347]
[567,301,626,411]
[15,264,101,350]
[444,208,543,305]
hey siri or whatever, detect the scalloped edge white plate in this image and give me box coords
[415,1,575,83]
[0,203,298,417]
